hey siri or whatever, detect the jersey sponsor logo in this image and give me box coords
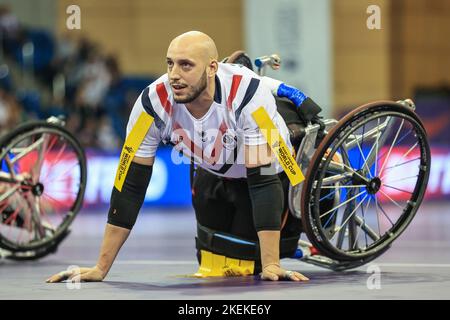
[117,147,132,182]
[124,146,134,154]
[222,130,237,150]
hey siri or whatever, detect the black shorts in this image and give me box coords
[191,166,302,243]
[190,97,327,263]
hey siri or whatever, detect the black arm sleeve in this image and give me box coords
[246,164,284,232]
[107,162,152,230]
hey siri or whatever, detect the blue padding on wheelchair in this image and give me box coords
[277,83,308,107]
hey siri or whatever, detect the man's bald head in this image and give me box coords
[166,31,219,104]
[168,31,218,63]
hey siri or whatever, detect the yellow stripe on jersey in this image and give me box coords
[114,112,154,192]
[251,106,304,186]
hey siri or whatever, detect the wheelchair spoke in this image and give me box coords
[376,128,413,164]
[323,208,339,229]
[383,174,418,184]
[2,201,23,226]
[321,155,368,183]
[382,184,413,194]
[379,119,405,177]
[360,137,379,178]
[375,197,395,226]
[32,134,50,183]
[27,194,46,240]
[43,161,79,185]
[320,189,336,202]
[9,136,45,165]
[377,127,413,174]
[352,195,372,249]
[400,141,419,160]
[378,189,403,210]
[380,157,420,176]
[330,194,368,241]
[375,118,381,176]
[42,140,68,182]
[374,195,381,235]
[2,153,17,180]
[320,184,365,189]
[320,190,366,219]
[345,117,389,150]
[354,211,380,242]
[316,172,353,186]
[42,193,71,216]
[361,116,389,178]
[0,184,21,202]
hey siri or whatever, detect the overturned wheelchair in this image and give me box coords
[194,53,431,273]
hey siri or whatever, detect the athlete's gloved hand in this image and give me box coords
[46,265,106,283]
[260,263,309,282]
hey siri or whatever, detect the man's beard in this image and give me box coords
[173,71,207,104]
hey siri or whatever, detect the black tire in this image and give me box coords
[0,121,86,252]
[5,229,70,261]
[301,101,431,261]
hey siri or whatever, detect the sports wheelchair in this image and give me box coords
[200,53,431,271]
[0,116,86,260]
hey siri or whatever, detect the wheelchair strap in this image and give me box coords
[196,223,299,261]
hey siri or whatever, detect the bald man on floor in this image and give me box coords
[46,31,312,283]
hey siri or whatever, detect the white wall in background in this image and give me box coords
[244,0,332,117]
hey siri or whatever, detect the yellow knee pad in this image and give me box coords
[193,250,255,277]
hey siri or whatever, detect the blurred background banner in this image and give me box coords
[82,148,191,208]
[1,0,449,207]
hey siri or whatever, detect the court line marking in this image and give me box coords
[64,260,450,268]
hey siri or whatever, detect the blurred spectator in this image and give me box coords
[75,50,112,110]
[40,32,78,88]
[0,7,156,150]
[96,114,120,151]
[0,5,20,39]
[0,86,25,135]
[0,5,26,58]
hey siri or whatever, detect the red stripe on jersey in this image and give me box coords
[227,75,243,110]
[156,83,173,116]
[210,120,228,161]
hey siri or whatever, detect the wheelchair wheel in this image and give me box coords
[0,121,86,252]
[301,101,430,261]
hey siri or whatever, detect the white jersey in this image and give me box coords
[126,63,293,178]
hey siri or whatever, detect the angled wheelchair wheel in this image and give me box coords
[0,121,86,252]
[301,101,430,261]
